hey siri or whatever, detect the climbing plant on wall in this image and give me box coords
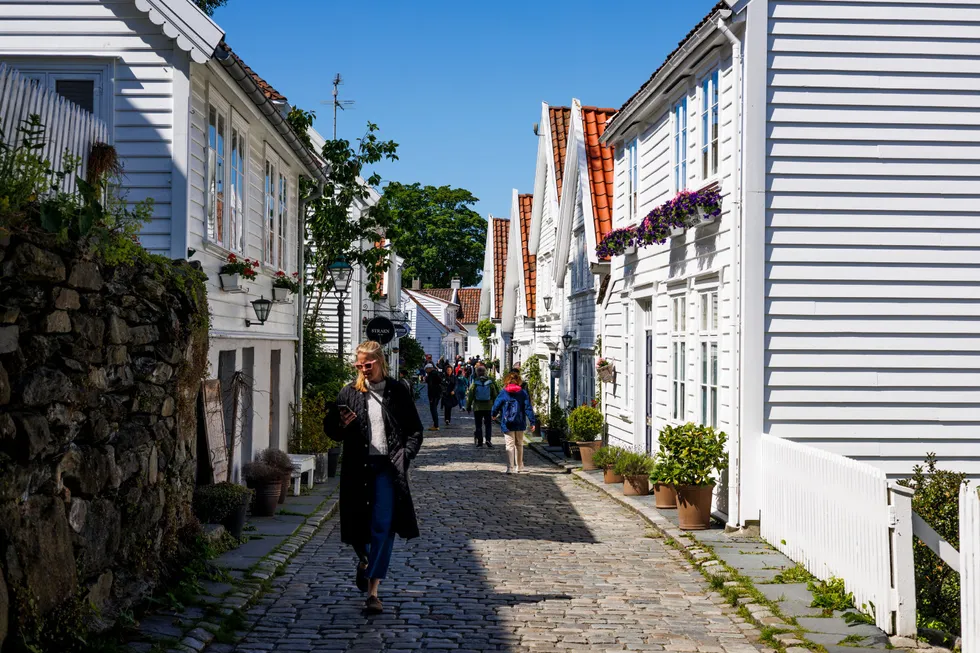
[477,319,495,357]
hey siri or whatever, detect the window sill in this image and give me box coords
[202,239,249,264]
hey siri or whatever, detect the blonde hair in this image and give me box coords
[353,340,389,392]
[503,371,521,386]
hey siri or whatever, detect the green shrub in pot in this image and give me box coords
[549,404,568,436]
[613,450,655,478]
[193,482,254,524]
[591,446,624,469]
[567,405,603,442]
[658,423,728,529]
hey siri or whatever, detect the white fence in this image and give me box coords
[0,63,109,192]
[963,483,979,653]
[761,434,915,635]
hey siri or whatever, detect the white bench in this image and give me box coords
[287,454,316,496]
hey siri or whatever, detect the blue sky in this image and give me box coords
[213,0,721,220]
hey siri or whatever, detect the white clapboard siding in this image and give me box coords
[963,483,980,653]
[761,434,915,635]
[0,64,108,193]
[765,0,980,478]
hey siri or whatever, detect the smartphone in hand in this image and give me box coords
[338,404,356,427]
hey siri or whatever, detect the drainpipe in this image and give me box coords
[296,180,325,434]
[716,16,744,529]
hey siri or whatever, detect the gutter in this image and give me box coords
[213,45,328,184]
[715,13,745,529]
[296,180,325,426]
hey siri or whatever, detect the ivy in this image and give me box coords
[524,356,548,425]
[476,319,495,357]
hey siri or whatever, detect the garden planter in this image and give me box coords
[251,481,282,517]
[603,465,624,484]
[272,287,292,302]
[696,204,717,224]
[278,472,291,503]
[577,441,601,470]
[219,273,245,292]
[624,245,637,256]
[653,483,677,509]
[670,224,685,237]
[676,484,715,530]
[623,475,650,496]
[546,428,563,447]
[550,368,561,378]
[572,444,582,461]
[597,365,615,383]
[223,499,249,539]
[327,448,340,477]
[313,453,329,483]
[561,440,573,458]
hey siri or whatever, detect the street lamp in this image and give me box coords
[543,295,552,311]
[561,333,574,349]
[328,259,353,356]
[246,296,273,328]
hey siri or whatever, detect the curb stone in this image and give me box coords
[132,492,339,653]
[526,439,576,473]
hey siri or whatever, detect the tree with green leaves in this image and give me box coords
[285,109,399,317]
[195,0,227,15]
[381,182,487,288]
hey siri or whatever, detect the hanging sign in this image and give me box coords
[366,317,395,344]
[394,322,411,338]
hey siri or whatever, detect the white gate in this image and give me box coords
[962,483,979,653]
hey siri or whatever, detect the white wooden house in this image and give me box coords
[401,290,450,364]
[413,282,482,359]
[404,287,464,361]
[0,0,328,480]
[478,215,511,366]
[598,0,980,529]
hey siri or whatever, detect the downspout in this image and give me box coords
[296,179,325,434]
[717,15,745,529]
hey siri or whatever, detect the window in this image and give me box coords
[206,96,247,253]
[265,160,277,266]
[572,230,588,291]
[627,139,639,221]
[263,154,290,270]
[673,97,688,192]
[278,172,288,269]
[17,65,109,120]
[624,302,633,411]
[701,70,720,180]
[579,352,595,407]
[671,294,687,421]
[699,290,719,427]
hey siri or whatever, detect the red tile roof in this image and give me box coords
[549,106,571,202]
[457,288,481,324]
[218,42,288,102]
[582,106,618,256]
[418,288,452,303]
[407,291,449,334]
[492,217,509,319]
[518,194,536,318]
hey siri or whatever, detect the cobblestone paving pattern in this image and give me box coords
[221,406,761,653]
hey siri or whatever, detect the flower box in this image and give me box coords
[696,204,716,224]
[624,245,637,256]
[272,287,292,303]
[219,273,247,293]
[670,224,685,238]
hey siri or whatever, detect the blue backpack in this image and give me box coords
[473,379,492,402]
[501,392,525,431]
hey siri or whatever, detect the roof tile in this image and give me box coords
[218,42,288,102]
[549,106,571,202]
[581,106,618,258]
[492,217,509,319]
[518,194,536,318]
[457,288,481,324]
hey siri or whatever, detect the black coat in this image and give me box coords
[332,378,424,544]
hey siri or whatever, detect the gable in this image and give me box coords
[582,106,617,257]
[492,217,509,318]
[518,193,536,318]
[549,106,571,202]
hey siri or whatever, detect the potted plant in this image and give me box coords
[592,446,624,484]
[567,405,604,470]
[219,253,259,291]
[259,448,295,504]
[613,450,655,496]
[272,270,300,302]
[549,359,562,378]
[659,423,728,530]
[649,454,680,509]
[193,482,254,539]
[546,404,566,447]
[596,358,615,383]
[243,462,282,517]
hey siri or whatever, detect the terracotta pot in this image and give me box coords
[653,483,677,509]
[603,465,624,484]
[251,481,281,517]
[577,441,601,470]
[278,472,290,504]
[676,484,715,530]
[623,475,650,496]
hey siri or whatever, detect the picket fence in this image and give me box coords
[761,434,916,636]
[963,483,979,653]
[0,63,109,192]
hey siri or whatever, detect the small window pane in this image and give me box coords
[55,79,94,113]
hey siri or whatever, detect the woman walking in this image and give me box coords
[455,366,471,412]
[491,371,537,473]
[441,363,458,426]
[333,340,424,615]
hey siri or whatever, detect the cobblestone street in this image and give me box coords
[221,407,761,653]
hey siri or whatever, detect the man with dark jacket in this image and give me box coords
[425,366,443,431]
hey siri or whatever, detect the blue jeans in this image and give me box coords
[353,457,396,580]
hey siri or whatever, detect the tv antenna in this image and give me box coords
[320,73,355,139]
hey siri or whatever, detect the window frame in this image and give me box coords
[627,139,639,222]
[699,69,721,183]
[698,286,720,428]
[228,117,248,255]
[670,291,688,422]
[672,95,689,193]
[10,60,114,124]
[205,92,231,249]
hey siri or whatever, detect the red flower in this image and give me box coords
[275,270,286,278]
[228,253,238,262]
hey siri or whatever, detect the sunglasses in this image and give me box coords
[354,361,376,370]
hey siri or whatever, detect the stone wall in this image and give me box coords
[0,232,209,650]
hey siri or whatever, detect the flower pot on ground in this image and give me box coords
[567,405,604,470]
[653,483,677,508]
[243,462,282,517]
[313,453,329,483]
[259,448,295,504]
[656,423,728,530]
[546,427,563,447]
[327,447,340,477]
[613,450,655,496]
[192,482,254,538]
[649,456,681,509]
[676,484,715,530]
[592,446,625,484]
[562,440,573,459]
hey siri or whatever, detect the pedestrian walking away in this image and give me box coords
[455,366,471,411]
[425,364,442,431]
[332,340,424,615]
[466,364,498,448]
[440,364,458,426]
[491,370,537,473]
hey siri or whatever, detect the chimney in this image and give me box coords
[451,277,461,291]
[412,278,421,290]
